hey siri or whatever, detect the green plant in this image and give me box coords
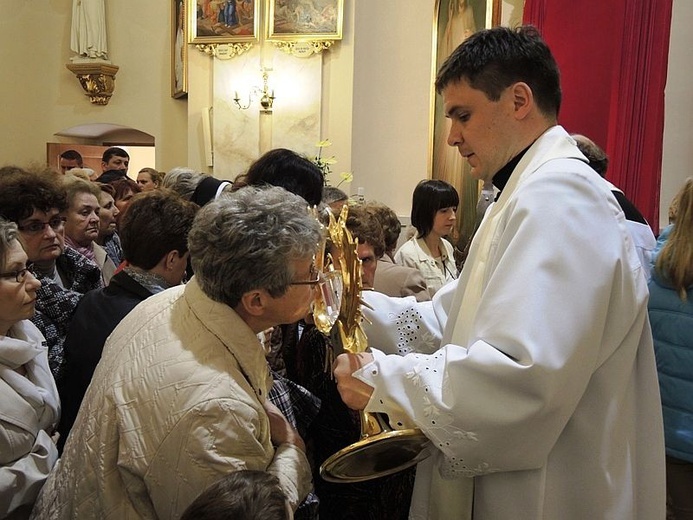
[313,139,353,187]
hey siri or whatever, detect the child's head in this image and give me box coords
[180,470,291,520]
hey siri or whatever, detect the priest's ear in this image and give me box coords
[511,82,533,119]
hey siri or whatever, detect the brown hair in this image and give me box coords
[365,201,402,254]
[0,165,67,223]
[138,167,163,186]
[180,470,289,520]
[119,190,198,269]
[96,182,116,198]
[110,177,142,202]
[345,204,386,258]
[62,173,102,206]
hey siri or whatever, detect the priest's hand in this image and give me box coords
[333,352,375,410]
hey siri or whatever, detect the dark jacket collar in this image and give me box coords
[106,270,154,300]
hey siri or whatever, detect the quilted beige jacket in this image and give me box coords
[32,278,311,519]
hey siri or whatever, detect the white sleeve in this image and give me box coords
[361,283,455,356]
[355,171,639,477]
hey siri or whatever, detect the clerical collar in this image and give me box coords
[492,144,532,197]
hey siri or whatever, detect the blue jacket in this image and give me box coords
[650,224,672,270]
[648,272,693,462]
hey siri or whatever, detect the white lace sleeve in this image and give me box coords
[362,288,450,356]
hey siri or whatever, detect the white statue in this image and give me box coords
[71,0,108,60]
[174,1,184,92]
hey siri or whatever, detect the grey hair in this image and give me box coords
[0,219,19,272]
[188,186,322,308]
[161,167,205,201]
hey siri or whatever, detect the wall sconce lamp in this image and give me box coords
[233,68,275,113]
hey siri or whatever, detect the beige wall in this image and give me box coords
[661,0,693,229]
[319,0,355,193]
[0,1,187,172]
[186,46,214,175]
[350,1,436,217]
[184,1,357,187]
[0,0,690,226]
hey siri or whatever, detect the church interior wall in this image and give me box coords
[661,0,693,228]
[0,1,187,173]
[350,0,436,218]
[0,1,690,228]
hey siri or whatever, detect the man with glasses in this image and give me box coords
[33,186,320,518]
[0,166,102,383]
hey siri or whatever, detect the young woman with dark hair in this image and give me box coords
[395,179,459,296]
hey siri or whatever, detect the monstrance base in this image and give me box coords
[320,428,431,483]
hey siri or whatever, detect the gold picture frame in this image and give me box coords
[266,0,344,41]
[188,0,259,45]
[172,0,188,98]
[430,0,499,248]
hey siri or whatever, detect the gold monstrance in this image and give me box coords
[313,206,431,483]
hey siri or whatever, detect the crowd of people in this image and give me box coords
[0,25,690,520]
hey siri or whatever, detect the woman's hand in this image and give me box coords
[262,400,306,453]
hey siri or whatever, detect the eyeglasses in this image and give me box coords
[17,216,66,235]
[0,266,33,283]
[290,263,322,286]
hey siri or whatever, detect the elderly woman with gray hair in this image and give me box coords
[62,174,117,285]
[33,186,321,519]
[162,167,233,207]
[0,219,60,518]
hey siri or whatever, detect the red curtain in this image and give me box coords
[523,0,673,231]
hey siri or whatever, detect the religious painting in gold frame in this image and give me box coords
[172,0,188,98]
[430,0,501,252]
[266,0,344,41]
[498,0,524,27]
[188,0,259,44]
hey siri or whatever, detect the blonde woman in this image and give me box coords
[648,178,693,519]
[136,167,163,192]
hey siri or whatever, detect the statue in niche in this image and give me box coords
[71,0,109,60]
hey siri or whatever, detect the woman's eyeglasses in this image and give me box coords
[0,266,33,284]
[17,216,67,235]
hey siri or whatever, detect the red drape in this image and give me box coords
[523,0,673,232]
